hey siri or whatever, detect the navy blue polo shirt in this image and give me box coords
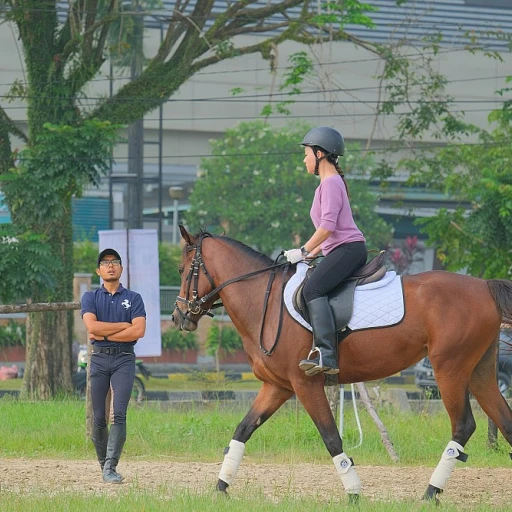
[81,284,146,348]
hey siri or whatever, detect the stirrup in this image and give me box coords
[299,348,339,377]
[299,347,321,373]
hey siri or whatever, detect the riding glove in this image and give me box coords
[284,248,304,264]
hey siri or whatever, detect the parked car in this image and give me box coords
[415,328,512,398]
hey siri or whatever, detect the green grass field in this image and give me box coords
[0,397,511,511]
[0,398,510,465]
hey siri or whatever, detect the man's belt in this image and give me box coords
[92,345,134,355]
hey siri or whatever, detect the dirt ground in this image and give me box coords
[0,458,511,507]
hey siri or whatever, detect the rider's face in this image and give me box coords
[303,146,319,175]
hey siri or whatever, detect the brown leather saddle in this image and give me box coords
[292,251,387,332]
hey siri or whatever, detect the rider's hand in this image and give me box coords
[284,248,304,264]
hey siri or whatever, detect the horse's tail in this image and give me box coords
[487,279,512,324]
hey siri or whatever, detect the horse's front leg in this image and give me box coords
[217,381,294,494]
[294,380,362,502]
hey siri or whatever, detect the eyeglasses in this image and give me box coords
[99,259,121,267]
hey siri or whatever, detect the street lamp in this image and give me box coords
[169,186,184,245]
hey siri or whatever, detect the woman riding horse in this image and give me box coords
[284,126,367,377]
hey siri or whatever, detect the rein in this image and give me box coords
[175,233,290,355]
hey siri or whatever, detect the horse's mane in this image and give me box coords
[195,230,273,267]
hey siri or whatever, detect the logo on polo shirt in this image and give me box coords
[121,299,132,310]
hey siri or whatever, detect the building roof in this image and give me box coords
[144,0,512,52]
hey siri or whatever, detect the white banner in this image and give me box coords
[98,229,162,357]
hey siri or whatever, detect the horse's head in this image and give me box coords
[172,225,220,331]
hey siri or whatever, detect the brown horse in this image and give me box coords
[172,226,512,503]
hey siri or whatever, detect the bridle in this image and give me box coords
[174,233,290,354]
[174,233,221,326]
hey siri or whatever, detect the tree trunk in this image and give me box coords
[22,309,73,399]
[21,209,74,399]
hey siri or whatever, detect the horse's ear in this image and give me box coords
[179,224,194,245]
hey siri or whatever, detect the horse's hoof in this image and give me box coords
[422,484,442,505]
[348,493,360,505]
[216,479,229,496]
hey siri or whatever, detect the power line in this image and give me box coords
[0,94,507,106]
[1,72,511,103]
[4,107,501,124]
[0,45,506,88]
[12,140,512,163]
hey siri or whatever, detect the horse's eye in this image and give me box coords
[178,265,184,275]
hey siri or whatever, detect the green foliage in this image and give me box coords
[159,243,182,286]
[161,328,198,351]
[2,120,120,230]
[312,1,378,29]
[375,32,499,144]
[186,122,392,254]
[0,121,120,303]
[404,90,512,279]
[0,226,58,302]
[73,239,100,284]
[205,321,243,356]
[0,320,26,348]
[261,52,314,118]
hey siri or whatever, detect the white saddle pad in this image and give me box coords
[284,263,405,332]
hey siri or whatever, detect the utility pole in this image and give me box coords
[127,2,144,229]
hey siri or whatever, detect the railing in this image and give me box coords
[160,286,180,315]
[1,286,181,316]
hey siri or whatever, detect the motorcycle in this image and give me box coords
[72,346,150,402]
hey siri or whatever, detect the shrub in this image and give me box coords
[205,321,243,356]
[161,328,198,351]
[0,320,26,348]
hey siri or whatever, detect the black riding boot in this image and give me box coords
[299,296,339,377]
[103,423,126,484]
[92,426,109,471]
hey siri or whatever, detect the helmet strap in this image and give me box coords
[314,149,327,176]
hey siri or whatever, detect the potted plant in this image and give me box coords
[0,319,26,362]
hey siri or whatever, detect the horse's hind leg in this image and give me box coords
[216,382,294,494]
[294,381,362,501]
[423,368,475,502]
[470,343,512,451]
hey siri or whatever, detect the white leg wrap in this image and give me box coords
[429,440,465,490]
[218,439,245,486]
[333,453,362,495]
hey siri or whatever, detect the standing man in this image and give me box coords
[81,248,146,484]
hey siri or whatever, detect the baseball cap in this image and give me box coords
[97,248,122,267]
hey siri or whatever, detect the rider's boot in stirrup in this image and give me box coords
[299,296,339,377]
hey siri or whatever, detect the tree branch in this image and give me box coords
[94,0,119,65]
[0,104,28,143]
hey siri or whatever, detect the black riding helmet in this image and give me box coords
[300,126,345,156]
[300,126,345,175]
